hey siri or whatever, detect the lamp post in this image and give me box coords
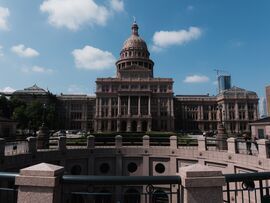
[37,103,49,149]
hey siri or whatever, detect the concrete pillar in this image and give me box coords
[148,96,151,116]
[257,139,270,159]
[108,98,112,117]
[58,136,66,151]
[118,96,121,116]
[128,96,131,116]
[147,119,152,132]
[138,96,141,116]
[170,136,177,149]
[197,136,207,151]
[16,163,64,203]
[27,137,37,154]
[143,135,150,148]
[95,98,98,117]
[0,138,5,156]
[127,120,131,132]
[115,135,122,148]
[117,120,120,132]
[137,120,142,132]
[227,137,237,154]
[179,164,225,203]
[87,135,95,149]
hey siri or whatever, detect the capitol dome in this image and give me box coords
[121,22,148,52]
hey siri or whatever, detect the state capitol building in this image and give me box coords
[1,22,259,134]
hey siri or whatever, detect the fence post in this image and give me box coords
[170,135,177,149]
[0,138,5,156]
[179,164,225,203]
[143,135,150,147]
[257,139,269,159]
[227,137,237,154]
[58,136,66,151]
[15,162,64,203]
[198,136,207,151]
[87,135,95,149]
[115,135,122,148]
[27,137,37,154]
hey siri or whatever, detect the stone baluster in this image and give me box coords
[87,135,95,149]
[143,135,150,147]
[58,136,66,151]
[257,139,270,159]
[115,135,122,148]
[170,135,177,149]
[16,163,64,203]
[179,164,225,203]
[197,136,207,151]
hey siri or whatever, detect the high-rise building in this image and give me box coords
[266,85,270,116]
[218,75,231,93]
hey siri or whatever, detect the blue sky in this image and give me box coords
[0,0,269,99]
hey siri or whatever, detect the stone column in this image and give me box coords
[245,103,249,120]
[27,137,37,154]
[16,163,64,203]
[108,98,112,117]
[128,96,131,116]
[95,98,98,117]
[198,136,207,151]
[257,139,270,159]
[147,119,152,132]
[137,120,142,132]
[227,137,237,154]
[0,138,5,156]
[148,96,151,116]
[115,135,122,148]
[171,98,174,117]
[58,136,66,152]
[87,135,95,149]
[235,102,239,120]
[179,164,225,203]
[170,136,177,149]
[127,120,131,132]
[118,96,121,116]
[99,98,102,117]
[138,96,141,116]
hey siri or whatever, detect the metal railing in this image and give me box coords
[224,172,270,203]
[0,172,18,203]
[177,138,198,148]
[206,137,227,151]
[61,175,182,203]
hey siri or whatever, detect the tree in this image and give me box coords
[0,95,12,118]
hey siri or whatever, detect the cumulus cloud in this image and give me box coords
[152,27,202,51]
[0,86,15,92]
[11,44,39,58]
[21,66,53,74]
[0,45,3,57]
[40,0,124,30]
[0,7,9,31]
[183,75,209,83]
[110,0,124,12]
[72,45,116,70]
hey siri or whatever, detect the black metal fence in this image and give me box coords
[0,172,18,203]
[61,175,182,203]
[224,172,270,203]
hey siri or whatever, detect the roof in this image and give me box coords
[219,86,257,96]
[13,84,48,95]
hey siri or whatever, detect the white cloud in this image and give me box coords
[152,27,202,51]
[11,44,39,58]
[0,7,9,31]
[72,45,116,70]
[40,0,124,31]
[0,45,3,57]
[110,0,124,12]
[0,86,15,92]
[21,66,53,74]
[184,75,209,83]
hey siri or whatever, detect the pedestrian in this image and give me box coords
[253,137,258,151]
